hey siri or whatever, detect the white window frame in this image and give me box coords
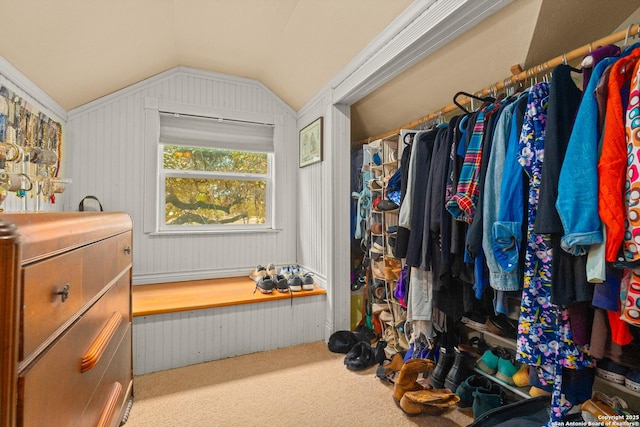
[143,98,281,235]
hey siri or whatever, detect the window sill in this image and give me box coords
[147,228,281,236]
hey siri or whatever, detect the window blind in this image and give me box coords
[159,112,274,152]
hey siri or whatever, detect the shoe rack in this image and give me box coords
[365,136,404,356]
[462,308,640,411]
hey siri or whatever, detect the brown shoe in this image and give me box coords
[399,389,459,416]
[393,358,435,402]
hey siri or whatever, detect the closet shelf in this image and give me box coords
[594,376,640,399]
[474,368,531,400]
[463,324,516,349]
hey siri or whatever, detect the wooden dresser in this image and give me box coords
[0,212,133,427]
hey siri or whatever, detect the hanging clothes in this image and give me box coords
[599,47,640,262]
[514,82,592,425]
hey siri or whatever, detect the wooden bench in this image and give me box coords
[132,276,327,317]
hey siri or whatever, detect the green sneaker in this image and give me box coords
[495,353,520,385]
[476,347,504,375]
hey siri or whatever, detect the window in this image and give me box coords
[158,112,274,231]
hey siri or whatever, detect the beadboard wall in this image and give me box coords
[64,68,329,372]
[66,67,302,284]
[133,295,327,375]
[297,96,352,337]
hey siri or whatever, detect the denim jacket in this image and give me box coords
[556,58,617,255]
[490,91,529,290]
[482,100,519,291]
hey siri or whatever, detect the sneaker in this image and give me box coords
[290,264,301,276]
[302,272,315,290]
[495,352,520,386]
[597,358,628,384]
[266,263,277,275]
[279,265,292,278]
[476,347,506,376]
[254,275,275,294]
[274,274,289,293]
[511,363,530,387]
[250,265,267,282]
[288,275,303,292]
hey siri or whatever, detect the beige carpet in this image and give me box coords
[125,341,474,427]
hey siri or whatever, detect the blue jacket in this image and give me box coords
[491,91,529,287]
[482,100,519,291]
[556,58,617,255]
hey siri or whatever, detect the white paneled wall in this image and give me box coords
[296,95,330,278]
[296,96,352,336]
[67,67,299,283]
[66,67,327,372]
[133,295,327,375]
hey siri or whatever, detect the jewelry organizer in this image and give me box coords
[0,85,70,212]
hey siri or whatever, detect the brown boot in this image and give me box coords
[399,389,460,416]
[392,358,435,402]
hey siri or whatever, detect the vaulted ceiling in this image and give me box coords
[1,0,640,145]
[0,0,412,111]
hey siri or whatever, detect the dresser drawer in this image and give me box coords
[79,326,132,427]
[21,248,84,360]
[22,233,131,361]
[19,276,130,427]
[117,230,132,274]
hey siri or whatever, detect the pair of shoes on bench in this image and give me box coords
[288,272,315,292]
[250,263,277,282]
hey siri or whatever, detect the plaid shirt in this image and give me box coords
[446,109,487,223]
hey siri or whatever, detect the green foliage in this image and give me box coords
[163,145,267,173]
[162,145,268,225]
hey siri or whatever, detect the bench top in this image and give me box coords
[132,276,326,316]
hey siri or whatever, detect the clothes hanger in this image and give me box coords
[452,91,496,114]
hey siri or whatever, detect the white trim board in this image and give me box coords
[0,56,68,121]
[69,66,297,119]
[297,0,512,116]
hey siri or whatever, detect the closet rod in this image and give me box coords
[358,22,640,145]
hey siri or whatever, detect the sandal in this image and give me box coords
[376,352,405,383]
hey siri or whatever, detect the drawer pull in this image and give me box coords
[123,245,131,255]
[81,312,122,373]
[97,381,123,427]
[56,283,70,302]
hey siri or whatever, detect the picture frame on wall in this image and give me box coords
[299,117,323,168]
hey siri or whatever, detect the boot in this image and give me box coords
[399,389,459,416]
[393,358,435,402]
[428,347,455,389]
[444,347,477,392]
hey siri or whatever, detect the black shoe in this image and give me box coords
[444,348,477,392]
[429,347,456,389]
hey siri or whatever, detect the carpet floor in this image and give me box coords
[125,341,474,427]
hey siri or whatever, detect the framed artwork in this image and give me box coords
[299,117,323,168]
